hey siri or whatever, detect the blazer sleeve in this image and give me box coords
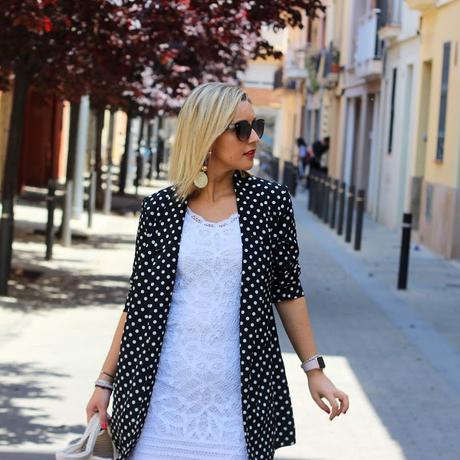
[123,197,149,313]
[270,185,305,304]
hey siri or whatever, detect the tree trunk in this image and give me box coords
[58,101,80,242]
[103,109,115,214]
[66,102,80,181]
[94,108,104,209]
[72,95,90,219]
[0,69,29,295]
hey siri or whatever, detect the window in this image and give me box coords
[436,41,451,161]
[388,68,397,154]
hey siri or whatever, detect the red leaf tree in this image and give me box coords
[0,0,323,294]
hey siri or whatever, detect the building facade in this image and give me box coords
[372,1,420,229]
[406,0,460,258]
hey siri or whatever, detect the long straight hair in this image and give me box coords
[168,82,249,202]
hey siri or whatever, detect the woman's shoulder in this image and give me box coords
[246,174,290,201]
[140,187,172,213]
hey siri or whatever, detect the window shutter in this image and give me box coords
[436,41,451,161]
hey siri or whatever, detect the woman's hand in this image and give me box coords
[86,387,112,429]
[307,369,349,421]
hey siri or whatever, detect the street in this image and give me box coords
[0,184,459,460]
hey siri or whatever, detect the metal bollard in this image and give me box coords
[311,172,318,214]
[103,164,113,214]
[330,178,338,229]
[397,213,412,290]
[311,171,319,214]
[354,189,365,251]
[308,171,315,211]
[322,176,330,224]
[0,199,13,295]
[88,170,96,228]
[315,173,323,217]
[337,181,346,235]
[291,163,298,197]
[345,184,355,243]
[45,179,56,260]
[320,173,327,218]
[283,161,294,194]
[61,180,73,247]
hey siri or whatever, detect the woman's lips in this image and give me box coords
[244,149,256,158]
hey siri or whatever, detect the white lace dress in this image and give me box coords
[129,206,248,460]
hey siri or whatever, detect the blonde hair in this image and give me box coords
[168,82,250,202]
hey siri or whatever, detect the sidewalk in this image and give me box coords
[0,176,459,459]
[0,180,169,458]
[278,186,460,460]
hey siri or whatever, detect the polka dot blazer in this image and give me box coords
[111,169,305,460]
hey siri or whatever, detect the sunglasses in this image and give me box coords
[226,118,265,142]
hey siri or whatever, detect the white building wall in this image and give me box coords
[237,61,280,89]
[374,3,420,229]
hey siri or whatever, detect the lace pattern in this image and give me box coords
[186,207,239,227]
[129,208,248,460]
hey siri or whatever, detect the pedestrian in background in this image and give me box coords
[296,137,308,180]
[307,136,330,189]
[311,136,330,174]
[85,83,349,460]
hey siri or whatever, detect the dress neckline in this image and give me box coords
[186,206,239,227]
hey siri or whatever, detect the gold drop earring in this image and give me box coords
[193,151,211,188]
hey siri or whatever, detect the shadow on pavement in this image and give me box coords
[0,452,54,460]
[0,363,85,447]
[2,269,131,312]
[13,218,139,250]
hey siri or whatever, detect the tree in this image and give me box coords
[0,0,147,293]
[0,0,324,294]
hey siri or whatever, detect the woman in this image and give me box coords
[296,137,308,178]
[86,83,349,460]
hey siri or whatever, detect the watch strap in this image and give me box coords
[301,355,326,372]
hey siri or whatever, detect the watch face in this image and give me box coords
[318,356,325,368]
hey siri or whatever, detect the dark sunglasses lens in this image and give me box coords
[254,119,265,138]
[236,121,252,141]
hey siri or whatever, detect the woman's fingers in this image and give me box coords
[86,404,97,423]
[98,406,108,429]
[324,393,340,420]
[315,389,350,420]
[312,393,330,414]
[335,389,350,414]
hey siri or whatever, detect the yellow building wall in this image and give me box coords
[409,0,460,258]
[113,111,127,164]
[275,15,308,168]
[276,89,304,164]
[419,3,460,188]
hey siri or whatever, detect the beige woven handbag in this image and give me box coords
[55,412,117,460]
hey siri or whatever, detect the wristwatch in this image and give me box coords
[301,354,326,373]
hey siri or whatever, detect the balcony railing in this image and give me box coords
[354,8,384,79]
[284,47,308,80]
[377,0,402,40]
[322,45,340,87]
